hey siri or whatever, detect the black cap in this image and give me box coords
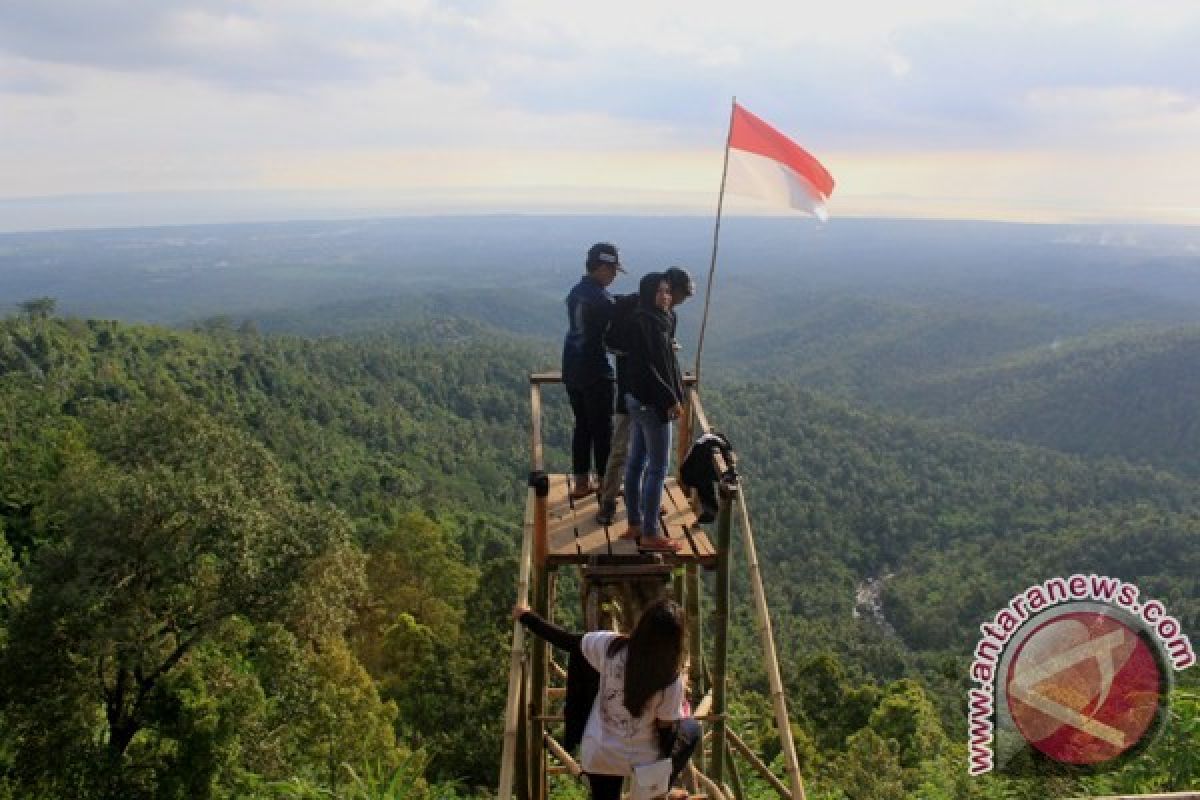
[664,266,695,298]
[586,242,625,272]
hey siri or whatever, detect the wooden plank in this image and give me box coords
[609,526,640,557]
[663,480,718,561]
[583,564,675,579]
[546,475,580,558]
[661,483,697,555]
[530,371,562,384]
[540,473,717,565]
[689,531,717,559]
[573,499,613,557]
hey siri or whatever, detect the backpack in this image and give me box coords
[604,293,639,355]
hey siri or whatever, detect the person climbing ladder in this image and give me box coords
[512,598,701,800]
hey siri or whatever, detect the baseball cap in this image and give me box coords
[586,242,625,272]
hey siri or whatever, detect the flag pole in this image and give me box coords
[693,96,737,388]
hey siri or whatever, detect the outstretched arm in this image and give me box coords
[512,605,583,652]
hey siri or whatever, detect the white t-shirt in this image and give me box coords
[578,631,686,776]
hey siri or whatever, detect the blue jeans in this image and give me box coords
[623,393,672,533]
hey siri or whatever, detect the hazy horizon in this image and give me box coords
[6,194,1200,237]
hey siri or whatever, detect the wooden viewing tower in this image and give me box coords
[499,373,807,800]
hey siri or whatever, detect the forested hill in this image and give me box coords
[705,383,1199,658]
[0,311,563,797]
[1,311,1196,798]
[879,326,1200,477]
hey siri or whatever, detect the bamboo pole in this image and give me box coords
[711,485,735,787]
[531,565,550,800]
[530,384,548,569]
[544,734,583,778]
[687,764,729,800]
[499,488,538,800]
[517,660,530,800]
[685,564,706,773]
[735,491,807,800]
[725,745,746,800]
[685,568,703,677]
[727,728,791,800]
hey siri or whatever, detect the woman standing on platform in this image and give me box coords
[512,598,700,800]
[620,272,685,552]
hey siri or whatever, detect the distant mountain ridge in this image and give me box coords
[884,326,1200,476]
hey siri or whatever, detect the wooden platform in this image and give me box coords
[539,474,717,567]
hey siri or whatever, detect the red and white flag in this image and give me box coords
[724,102,835,221]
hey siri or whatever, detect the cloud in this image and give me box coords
[4,1,1198,145]
[2,1,1199,225]
[0,1,400,90]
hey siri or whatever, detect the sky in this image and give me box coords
[1,0,1199,230]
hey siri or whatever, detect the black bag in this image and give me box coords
[603,293,639,356]
[680,432,737,523]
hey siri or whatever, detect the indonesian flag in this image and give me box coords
[725,102,835,221]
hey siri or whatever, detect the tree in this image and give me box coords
[867,678,947,769]
[18,296,56,318]
[0,400,354,795]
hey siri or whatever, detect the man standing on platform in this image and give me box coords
[563,242,624,500]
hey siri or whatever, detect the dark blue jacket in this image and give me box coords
[562,275,615,389]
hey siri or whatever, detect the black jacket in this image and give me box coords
[621,274,684,422]
[517,611,598,754]
[605,293,639,415]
